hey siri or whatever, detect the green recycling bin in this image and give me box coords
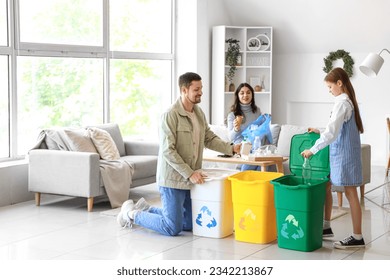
[271,132,330,252]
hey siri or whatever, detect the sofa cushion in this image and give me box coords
[63,129,98,153]
[91,123,126,156]
[121,155,158,180]
[88,127,121,160]
[277,125,307,157]
[270,124,281,146]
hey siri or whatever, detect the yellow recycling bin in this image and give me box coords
[228,171,284,244]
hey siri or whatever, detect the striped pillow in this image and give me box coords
[87,127,120,160]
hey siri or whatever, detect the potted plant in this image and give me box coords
[225,38,241,91]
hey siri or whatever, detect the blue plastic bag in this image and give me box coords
[241,114,272,145]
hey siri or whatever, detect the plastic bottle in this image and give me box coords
[253,136,261,153]
[302,157,312,185]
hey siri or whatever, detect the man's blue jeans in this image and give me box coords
[241,164,260,171]
[134,186,192,236]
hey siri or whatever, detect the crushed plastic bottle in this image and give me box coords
[302,157,312,185]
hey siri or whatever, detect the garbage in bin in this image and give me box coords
[191,168,239,238]
[228,171,284,244]
[271,132,330,252]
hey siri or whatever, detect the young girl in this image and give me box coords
[301,67,365,249]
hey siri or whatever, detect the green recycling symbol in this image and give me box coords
[280,214,305,240]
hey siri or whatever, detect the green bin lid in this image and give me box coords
[289,132,330,178]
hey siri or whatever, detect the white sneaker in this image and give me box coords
[134,197,151,212]
[116,199,135,228]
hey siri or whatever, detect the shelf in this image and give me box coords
[212,25,273,124]
[246,66,271,69]
[246,50,271,54]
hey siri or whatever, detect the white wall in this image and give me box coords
[176,0,230,122]
[200,0,390,166]
[0,161,32,207]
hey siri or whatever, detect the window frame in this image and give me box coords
[0,0,175,162]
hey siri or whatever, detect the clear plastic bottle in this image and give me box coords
[252,136,261,154]
[302,157,312,185]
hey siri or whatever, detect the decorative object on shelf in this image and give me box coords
[254,85,262,92]
[247,33,270,51]
[323,49,354,77]
[247,37,261,51]
[260,78,266,92]
[236,53,242,66]
[249,76,261,91]
[360,48,390,77]
[225,38,241,90]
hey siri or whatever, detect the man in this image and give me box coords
[117,72,241,236]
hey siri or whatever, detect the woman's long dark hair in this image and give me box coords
[324,67,364,133]
[230,83,258,116]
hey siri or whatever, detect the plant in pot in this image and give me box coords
[225,38,241,92]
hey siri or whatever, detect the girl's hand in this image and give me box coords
[308,127,320,134]
[301,149,313,158]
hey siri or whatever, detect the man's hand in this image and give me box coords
[233,143,242,155]
[189,170,208,184]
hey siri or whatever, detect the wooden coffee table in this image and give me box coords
[202,154,287,173]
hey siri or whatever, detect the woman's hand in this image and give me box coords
[233,115,243,132]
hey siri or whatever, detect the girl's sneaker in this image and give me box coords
[322,227,334,238]
[334,235,365,249]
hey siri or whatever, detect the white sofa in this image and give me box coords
[28,123,159,211]
[206,123,371,204]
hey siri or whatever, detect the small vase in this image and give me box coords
[260,80,266,91]
[229,83,235,92]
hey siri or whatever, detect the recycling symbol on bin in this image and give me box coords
[239,209,260,231]
[195,206,217,228]
[280,214,305,240]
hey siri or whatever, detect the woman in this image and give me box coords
[227,82,262,171]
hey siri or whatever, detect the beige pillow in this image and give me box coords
[87,127,120,160]
[63,129,98,153]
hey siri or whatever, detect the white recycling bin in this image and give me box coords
[191,168,239,238]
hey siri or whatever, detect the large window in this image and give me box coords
[0,55,8,158]
[17,57,104,153]
[1,0,174,160]
[19,0,103,46]
[110,59,172,138]
[110,0,172,53]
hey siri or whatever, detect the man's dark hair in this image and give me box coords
[178,72,202,89]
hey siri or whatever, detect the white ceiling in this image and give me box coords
[219,0,390,54]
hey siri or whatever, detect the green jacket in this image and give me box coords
[157,98,234,190]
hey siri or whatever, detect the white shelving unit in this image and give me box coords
[211,25,273,125]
